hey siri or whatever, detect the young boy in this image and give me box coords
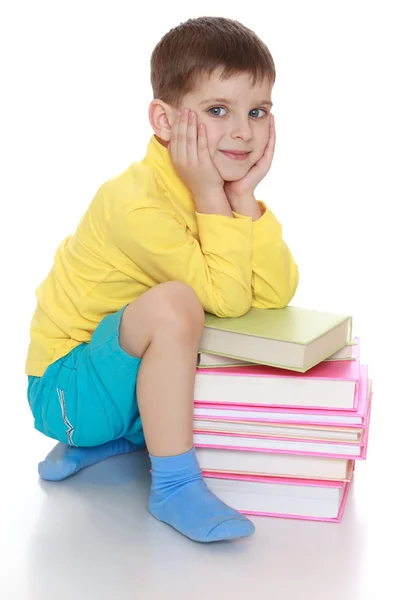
[26,16,299,543]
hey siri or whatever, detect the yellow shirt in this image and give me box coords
[26,135,299,376]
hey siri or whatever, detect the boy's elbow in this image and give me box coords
[223,305,251,318]
[273,290,296,309]
[213,290,252,318]
[256,265,299,310]
[275,265,300,308]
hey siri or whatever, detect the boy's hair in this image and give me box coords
[151,16,276,108]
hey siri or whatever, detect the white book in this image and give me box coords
[193,399,368,426]
[194,432,363,457]
[193,373,371,427]
[196,447,354,480]
[194,371,357,409]
[194,419,362,441]
[204,473,349,519]
[194,405,364,425]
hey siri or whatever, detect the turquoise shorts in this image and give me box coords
[27,305,145,448]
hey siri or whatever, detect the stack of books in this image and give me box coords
[193,307,372,522]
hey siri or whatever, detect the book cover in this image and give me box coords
[199,306,352,372]
[194,339,361,410]
[203,471,352,521]
[203,306,351,344]
[194,367,371,427]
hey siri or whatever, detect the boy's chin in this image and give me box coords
[216,163,252,183]
[220,168,251,183]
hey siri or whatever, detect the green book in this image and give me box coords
[199,306,352,373]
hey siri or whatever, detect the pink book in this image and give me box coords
[202,470,352,522]
[194,339,361,411]
[194,390,373,460]
[194,364,370,429]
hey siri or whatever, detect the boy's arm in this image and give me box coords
[233,200,299,308]
[107,110,252,318]
[108,203,253,318]
[224,116,298,308]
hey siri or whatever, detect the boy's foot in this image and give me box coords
[148,447,255,543]
[38,438,145,481]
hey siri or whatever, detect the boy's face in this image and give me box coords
[177,70,274,182]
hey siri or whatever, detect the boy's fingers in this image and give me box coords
[269,114,276,145]
[186,111,198,165]
[197,123,211,165]
[265,115,276,161]
[258,115,275,166]
[169,110,181,161]
[177,108,189,164]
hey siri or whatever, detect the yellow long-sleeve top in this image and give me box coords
[26,135,299,376]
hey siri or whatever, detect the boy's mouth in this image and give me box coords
[220,150,250,161]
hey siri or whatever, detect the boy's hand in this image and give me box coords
[224,114,276,210]
[169,108,224,198]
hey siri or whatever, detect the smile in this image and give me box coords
[220,150,250,161]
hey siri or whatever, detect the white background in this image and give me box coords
[1,1,399,599]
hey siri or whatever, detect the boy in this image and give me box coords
[26,16,299,543]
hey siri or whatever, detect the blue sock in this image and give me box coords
[38,438,145,481]
[148,447,255,542]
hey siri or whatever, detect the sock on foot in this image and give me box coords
[38,438,145,481]
[148,447,255,543]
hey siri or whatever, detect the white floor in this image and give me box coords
[1,339,399,600]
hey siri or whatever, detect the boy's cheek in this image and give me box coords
[247,155,259,170]
[213,159,225,179]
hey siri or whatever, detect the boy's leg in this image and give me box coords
[38,438,144,482]
[35,276,197,481]
[119,281,255,542]
[37,274,200,481]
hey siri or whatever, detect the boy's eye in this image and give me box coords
[208,106,227,117]
[249,108,267,118]
[207,107,268,118]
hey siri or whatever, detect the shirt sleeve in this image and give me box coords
[108,204,254,317]
[233,201,299,308]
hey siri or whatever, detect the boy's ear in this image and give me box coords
[148,99,175,143]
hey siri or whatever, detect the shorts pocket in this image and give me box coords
[42,366,78,445]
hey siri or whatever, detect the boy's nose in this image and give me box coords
[230,119,252,141]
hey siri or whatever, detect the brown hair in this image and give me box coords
[150,16,276,107]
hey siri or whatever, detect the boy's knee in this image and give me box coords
[155,281,205,337]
